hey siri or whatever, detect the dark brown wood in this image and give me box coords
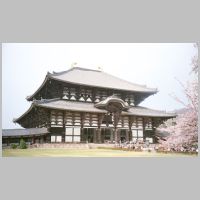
[142,117,146,142]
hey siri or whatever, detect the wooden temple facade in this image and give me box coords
[8,67,176,144]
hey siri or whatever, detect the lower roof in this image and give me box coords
[2,128,49,137]
[14,99,176,123]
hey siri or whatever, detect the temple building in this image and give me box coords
[3,67,176,145]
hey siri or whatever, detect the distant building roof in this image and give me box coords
[14,99,176,123]
[2,128,49,137]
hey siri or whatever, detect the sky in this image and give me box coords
[2,43,197,129]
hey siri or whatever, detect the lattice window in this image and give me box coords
[123,116,129,128]
[90,114,98,127]
[113,93,121,99]
[85,89,92,102]
[56,112,63,126]
[131,117,137,129]
[145,118,152,130]
[132,129,143,142]
[63,87,69,99]
[137,117,143,129]
[74,113,81,126]
[65,112,73,125]
[70,88,76,100]
[50,111,56,125]
[79,89,86,101]
[116,116,122,128]
[84,114,90,126]
[95,91,101,102]
[65,127,81,142]
[51,135,62,143]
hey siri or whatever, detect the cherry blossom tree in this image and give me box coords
[157,44,198,152]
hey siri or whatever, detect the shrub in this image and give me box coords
[11,144,18,149]
[19,139,27,149]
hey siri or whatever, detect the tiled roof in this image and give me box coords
[35,98,107,113]
[49,67,157,93]
[14,99,176,124]
[2,128,49,137]
[34,99,175,117]
[127,106,176,117]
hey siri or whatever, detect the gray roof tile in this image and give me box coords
[49,67,157,93]
[35,99,176,118]
[2,128,49,137]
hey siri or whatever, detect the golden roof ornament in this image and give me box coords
[97,66,103,71]
[71,62,78,68]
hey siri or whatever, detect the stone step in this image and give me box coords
[31,143,116,149]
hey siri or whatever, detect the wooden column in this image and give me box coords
[7,138,9,146]
[126,129,129,142]
[152,118,159,143]
[93,129,97,143]
[113,112,119,143]
[142,117,146,142]
[110,129,114,143]
[97,128,101,143]
[128,116,134,142]
[114,128,118,143]
[80,127,84,142]
[80,113,86,142]
[97,114,104,143]
[32,136,35,144]
[62,111,65,143]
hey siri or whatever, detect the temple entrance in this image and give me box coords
[50,127,65,143]
[101,128,113,143]
[82,128,95,143]
[119,129,129,142]
[119,129,126,142]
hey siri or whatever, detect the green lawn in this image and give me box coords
[2,148,197,157]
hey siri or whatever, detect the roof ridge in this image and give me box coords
[50,67,101,76]
[3,128,25,130]
[53,66,157,92]
[33,98,60,104]
[134,106,177,114]
[3,127,47,130]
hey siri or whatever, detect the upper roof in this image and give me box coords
[2,128,49,137]
[49,67,157,93]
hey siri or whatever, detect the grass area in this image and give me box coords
[2,148,198,157]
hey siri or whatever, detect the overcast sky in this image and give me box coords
[2,43,197,129]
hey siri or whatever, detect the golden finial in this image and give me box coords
[71,62,78,68]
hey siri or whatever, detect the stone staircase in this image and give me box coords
[31,143,115,149]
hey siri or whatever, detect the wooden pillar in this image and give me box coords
[128,130,132,142]
[142,117,146,142]
[7,138,9,146]
[110,129,114,143]
[114,128,118,143]
[97,128,101,143]
[97,113,104,143]
[80,113,86,143]
[126,129,129,142]
[113,112,120,143]
[128,116,134,142]
[62,111,65,143]
[80,127,84,142]
[93,129,97,143]
[32,136,35,144]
